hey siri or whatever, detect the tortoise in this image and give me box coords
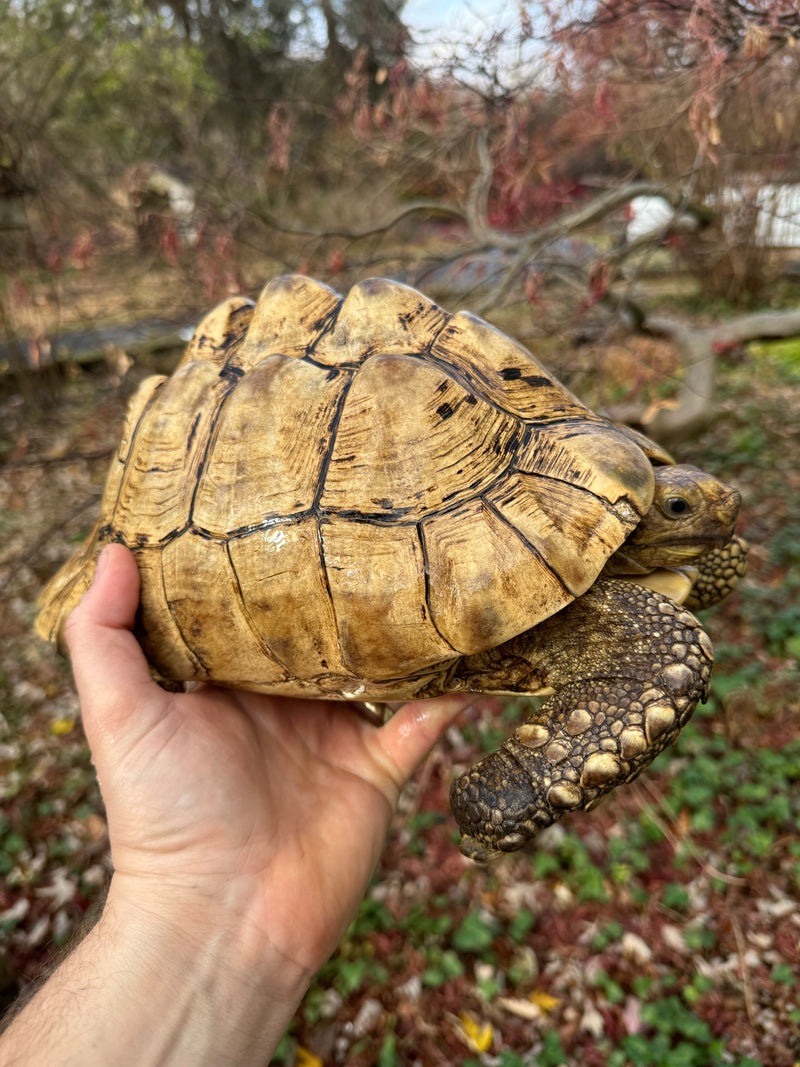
[36,274,747,861]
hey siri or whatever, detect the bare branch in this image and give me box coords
[246,199,466,240]
[609,307,800,442]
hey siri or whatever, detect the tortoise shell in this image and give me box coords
[37,275,655,700]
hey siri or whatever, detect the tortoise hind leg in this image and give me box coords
[449,578,713,862]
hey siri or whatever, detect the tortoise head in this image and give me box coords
[620,465,741,570]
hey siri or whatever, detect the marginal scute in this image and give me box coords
[320,516,456,677]
[177,297,255,369]
[228,518,348,680]
[35,539,99,648]
[313,277,450,366]
[487,472,631,596]
[430,310,589,421]
[114,361,234,545]
[516,422,655,519]
[234,274,342,367]
[160,532,288,686]
[136,547,203,680]
[422,498,572,654]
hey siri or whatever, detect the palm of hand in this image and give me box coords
[66,545,470,971]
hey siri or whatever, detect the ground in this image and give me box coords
[0,266,799,1066]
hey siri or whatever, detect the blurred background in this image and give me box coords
[1,2,799,1064]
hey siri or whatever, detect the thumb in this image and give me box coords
[64,543,167,745]
[374,694,474,783]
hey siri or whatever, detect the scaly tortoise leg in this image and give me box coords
[686,535,748,611]
[449,578,714,862]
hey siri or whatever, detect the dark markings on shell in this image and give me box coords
[308,300,345,347]
[184,411,203,458]
[404,348,564,425]
[500,367,522,380]
[321,506,417,524]
[225,541,290,674]
[437,402,454,420]
[222,363,245,379]
[187,375,241,527]
[300,354,364,373]
[181,524,216,541]
[481,494,573,599]
[417,522,460,656]
[310,373,357,514]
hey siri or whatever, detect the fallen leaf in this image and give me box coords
[295,1048,323,1067]
[529,990,560,1013]
[497,996,546,1021]
[454,1011,493,1053]
[50,717,76,736]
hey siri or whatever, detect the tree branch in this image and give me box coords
[246,199,466,240]
[608,307,800,442]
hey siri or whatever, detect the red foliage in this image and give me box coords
[45,243,63,274]
[159,223,181,266]
[328,247,346,274]
[70,232,95,270]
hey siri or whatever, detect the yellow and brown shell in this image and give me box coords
[36,275,656,700]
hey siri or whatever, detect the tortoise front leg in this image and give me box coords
[685,535,748,611]
[449,579,713,862]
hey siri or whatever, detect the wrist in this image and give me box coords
[1,875,310,1067]
[99,875,312,1063]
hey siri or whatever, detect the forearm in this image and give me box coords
[0,881,310,1066]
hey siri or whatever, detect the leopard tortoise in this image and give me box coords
[37,275,747,861]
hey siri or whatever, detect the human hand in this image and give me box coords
[66,543,472,977]
[0,543,471,1064]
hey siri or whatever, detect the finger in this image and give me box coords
[64,544,165,740]
[375,693,473,782]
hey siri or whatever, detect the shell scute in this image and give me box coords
[312,277,450,367]
[228,518,348,681]
[192,354,348,535]
[232,274,342,369]
[159,532,288,686]
[113,361,233,546]
[422,499,572,654]
[516,422,655,517]
[177,296,255,370]
[429,311,588,422]
[321,516,457,677]
[487,472,630,597]
[321,353,520,519]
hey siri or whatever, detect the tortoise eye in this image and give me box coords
[663,496,690,517]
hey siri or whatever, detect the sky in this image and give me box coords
[402,0,541,80]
